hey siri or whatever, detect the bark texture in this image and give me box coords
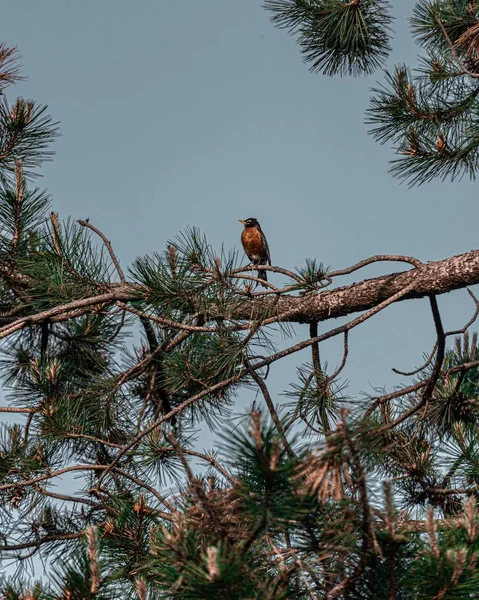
[2,249,479,331]
[237,249,479,323]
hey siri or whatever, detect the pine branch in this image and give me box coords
[0,44,24,92]
[5,27,479,593]
[0,530,85,552]
[436,15,479,78]
[264,0,393,76]
[246,363,296,457]
[0,98,59,178]
[77,219,125,282]
[2,249,479,334]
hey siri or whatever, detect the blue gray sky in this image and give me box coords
[2,1,478,425]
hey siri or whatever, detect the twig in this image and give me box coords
[325,330,349,384]
[247,362,295,457]
[166,431,195,483]
[366,381,426,416]
[78,219,125,282]
[445,288,479,337]
[0,464,111,491]
[34,486,103,508]
[252,283,417,372]
[94,374,241,489]
[86,527,100,594]
[0,287,135,341]
[0,462,172,513]
[11,160,23,265]
[0,530,86,552]
[436,17,479,79]
[50,212,90,284]
[137,317,174,422]
[310,320,331,434]
[393,282,461,378]
[326,412,376,599]
[422,295,446,404]
[112,466,174,512]
[231,264,304,283]
[23,412,34,444]
[161,447,237,484]
[328,254,422,278]
[392,344,437,376]
[0,406,37,413]
[116,301,222,333]
[374,398,427,434]
[64,432,124,449]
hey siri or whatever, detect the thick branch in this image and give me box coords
[241,249,479,324]
[1,249,479,334]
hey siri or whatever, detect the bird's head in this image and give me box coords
[238,218,260,228]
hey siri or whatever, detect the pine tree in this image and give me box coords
[3,7,479,597]
[265,0,479,186]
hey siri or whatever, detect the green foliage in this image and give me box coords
[284,361,347,435]
[21,218,114,310]
[0,181,50,258]
[367,1,479,185]
[367,62,479,185]
[264,0,393,76]
[411,0,477,53]
[0,579,47,600]
[147,533,279,600]
[4,28,479,600]
[422,333,479,434]
[295,258,330,293]
[410,528,479,599]
[164,330,242,394]
[264,1,479,185]
[0,97,58,181]
[224,416,302,524]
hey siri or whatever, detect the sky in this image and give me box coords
[1,0,479,555]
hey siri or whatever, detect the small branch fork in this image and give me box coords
[392,289,479,377]
[376,294,446,435]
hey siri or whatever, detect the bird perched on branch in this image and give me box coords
[239,218,271,284]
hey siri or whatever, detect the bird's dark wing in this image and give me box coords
[260,230,271,265]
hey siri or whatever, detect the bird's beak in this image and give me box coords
[238,219,246,225]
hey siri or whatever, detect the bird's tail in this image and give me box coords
[257,268,268,285]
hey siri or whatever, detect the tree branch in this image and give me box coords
[247,249,479,324]
[0,248,478,344]
[0,530,86,553]
[436,17,479,79]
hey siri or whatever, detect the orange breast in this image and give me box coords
[241,227,266,260]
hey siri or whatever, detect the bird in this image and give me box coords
[238,218,271,284]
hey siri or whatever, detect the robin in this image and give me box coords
[238,218,271,283]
